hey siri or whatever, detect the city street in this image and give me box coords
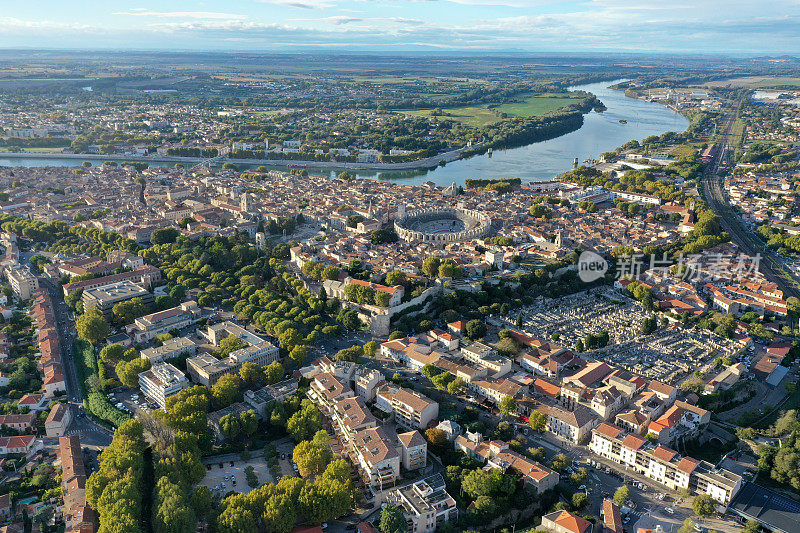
[38,276,113,446]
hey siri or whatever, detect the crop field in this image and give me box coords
[754,77,800,87]
[705,76,800,88]
[402,93,578,127]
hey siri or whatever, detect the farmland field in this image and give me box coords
[754,77,800,87]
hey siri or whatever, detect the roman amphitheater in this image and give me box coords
[394,207,491,243]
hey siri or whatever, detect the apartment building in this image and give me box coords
[375,383,438,431]
[398,430,427,471]
[539,403,599,444]
[140,336,197,364]
[82,280,153,318]
[308,372,355,415]
[351,426,401,489]
[332,396,378,443]
[381,338,443,371]
[590,422,742,505]
[468,378,522,406]
[185,353,238,387]
[353,367,384,401]
[435,357,487,384]
[647,401,710,445]
[460,342,512,376]
[139,363,190,409]
[386,474,458,533]
[6,267,38,300]
[128,301,202,343]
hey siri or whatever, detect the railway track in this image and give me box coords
[700,100,800,299]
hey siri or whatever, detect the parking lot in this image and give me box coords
[200,455,275,496]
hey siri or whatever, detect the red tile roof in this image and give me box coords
[621,434,645,450]
[595,422,623,439]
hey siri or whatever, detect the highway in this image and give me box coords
[700,100,800,300]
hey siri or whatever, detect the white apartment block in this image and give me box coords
[590,422,742,505]
[387,474,458,533]
[139,363,190,409]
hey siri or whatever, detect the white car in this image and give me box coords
[664,507,674,515]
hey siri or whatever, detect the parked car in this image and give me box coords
[664,507,674,515]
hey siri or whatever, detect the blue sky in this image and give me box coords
[1,0,799,53]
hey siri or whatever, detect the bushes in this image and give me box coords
[86,391,130,427]
[74,338,130,427]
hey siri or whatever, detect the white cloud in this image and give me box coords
[316,15,363,24]
[259,0,336,9]
[113,10,247,20]
[2,0,800,53]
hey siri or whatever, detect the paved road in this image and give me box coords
[39,276,113,446]
[700,100,800,300]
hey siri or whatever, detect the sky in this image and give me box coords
[1,0,799,54]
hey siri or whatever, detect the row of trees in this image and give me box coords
[85,419,148,532]
[216,455,353,533]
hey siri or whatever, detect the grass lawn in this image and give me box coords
[402,93,578,128]
[729,118,746,158]
[403,105,503,127]
[669,144,700,159]
[495,93,579,118]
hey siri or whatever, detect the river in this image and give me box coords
[0,80,688,186]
